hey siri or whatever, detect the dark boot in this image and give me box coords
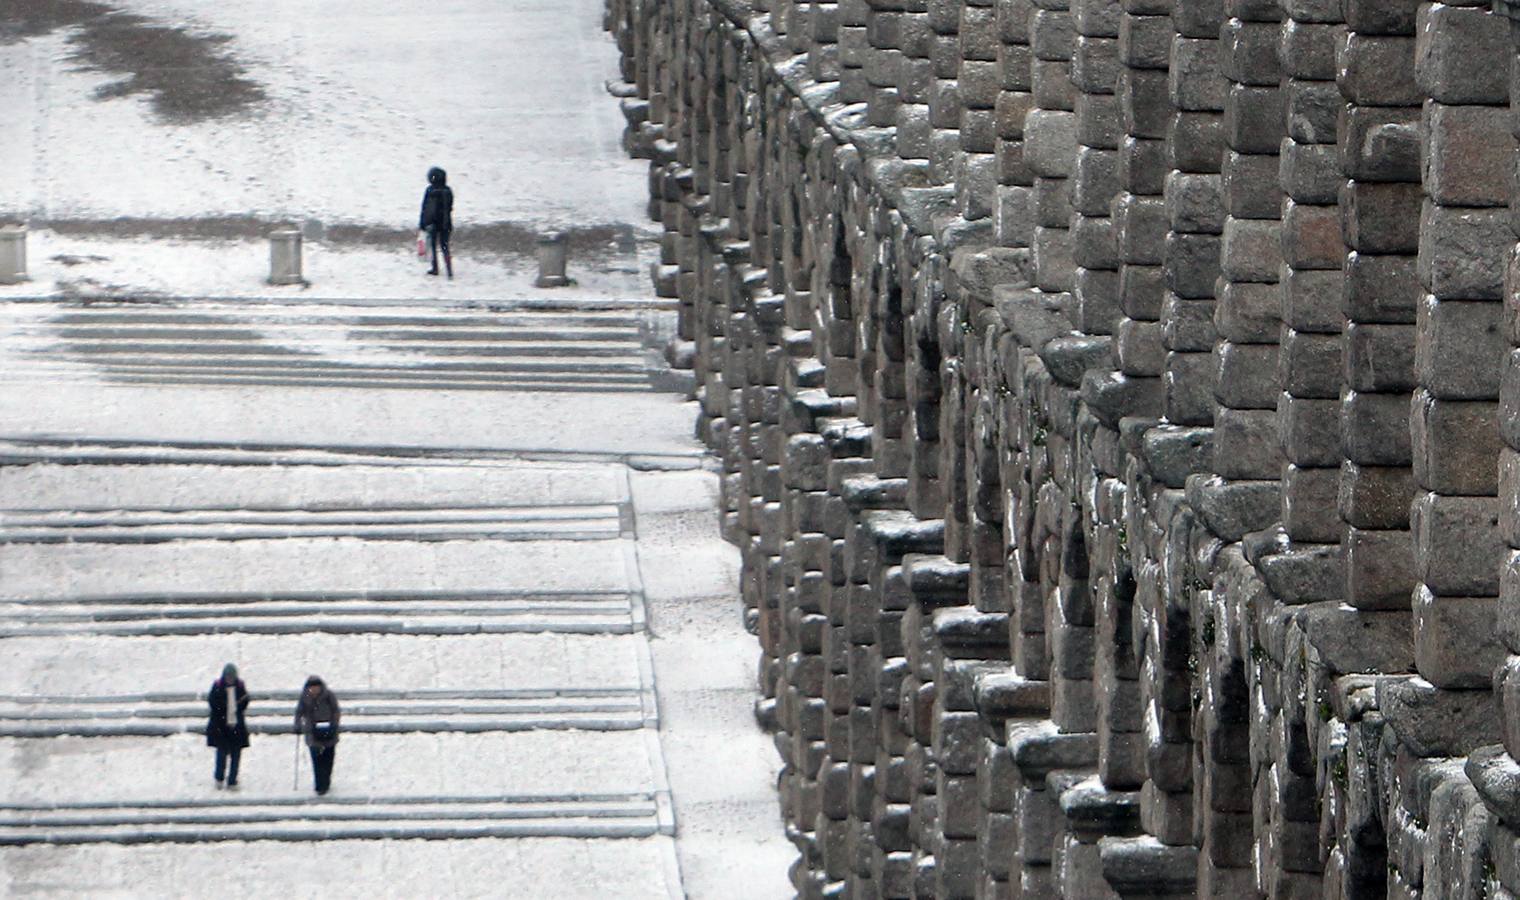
[444,249,453,279]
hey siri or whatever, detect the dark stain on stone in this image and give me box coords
[0,0,266,124]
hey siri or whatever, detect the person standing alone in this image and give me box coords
[206,663,250,790]
[419,166,454,278]
[294,675,341,795]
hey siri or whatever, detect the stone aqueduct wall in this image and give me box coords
[605,0,1520,896]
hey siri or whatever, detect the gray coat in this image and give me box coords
[294,680,341,750]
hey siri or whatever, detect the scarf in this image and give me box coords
[225,685,237,728]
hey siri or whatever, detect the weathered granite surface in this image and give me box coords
[606,0,1520,894]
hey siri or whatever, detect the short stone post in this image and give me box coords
[0,224,28,285]
[268,228,303,285]
[534,232,571,287]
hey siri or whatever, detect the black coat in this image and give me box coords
[206,678,250,750]
[419,185,453,233]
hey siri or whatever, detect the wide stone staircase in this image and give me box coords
[0,303,671,393]
[0,300,695,896]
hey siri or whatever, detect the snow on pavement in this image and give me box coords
[0,0,657,302]
[0,0,791,895]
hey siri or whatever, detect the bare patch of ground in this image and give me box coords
[0,0,265,124]
[328,221,643,258]
[53,277,167,300]
[39,216,284,242]
[0,0,110,42]
[27,216,647,259]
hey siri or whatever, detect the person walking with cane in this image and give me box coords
[418,166,454,278]
[293,675,340,795]
[206,663,250,790]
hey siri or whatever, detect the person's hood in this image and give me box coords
[304,675,327,693]
[428,166,447,187]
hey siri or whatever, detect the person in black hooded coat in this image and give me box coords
[206,663,250,789]
[419,166,454,278]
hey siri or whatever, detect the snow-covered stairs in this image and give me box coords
[0,590,640,637]
[0,304,668,393]
[0,504,627,543]
[0,686,653,737]
[0,426,679,870]
[0,793,666,845]
[0,726,673,847]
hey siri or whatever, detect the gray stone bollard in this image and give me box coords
[268,228,303,285]
[534,232,571,287]
[0,224,28,285]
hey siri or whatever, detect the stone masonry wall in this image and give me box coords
[606,0,1520,896]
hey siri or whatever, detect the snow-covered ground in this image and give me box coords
[0,2,791,896]
[0,0,657,301]
[0,227,655,302]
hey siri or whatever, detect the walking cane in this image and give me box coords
[293,730,301,791]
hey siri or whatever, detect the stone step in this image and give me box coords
[0,303,665,394]
[5,358,654,381]
[12,309,652,330]
[0,793,669,845]
[0,686,652,736]
[0,438,703,470]
[0,835,683,898]
[1,365,658,393]
[9,320,644,337]
[0,504,626,544]
[0,460,627,512]
[0,591,639,637]
[0,730,664,809]
[0,630,649,700]
[7,336,647,357]
[7,350,651,374]
[0,537,635,602]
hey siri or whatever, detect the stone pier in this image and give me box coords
[607,0,1520,895]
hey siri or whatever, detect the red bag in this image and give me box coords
[416,231,427,258]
